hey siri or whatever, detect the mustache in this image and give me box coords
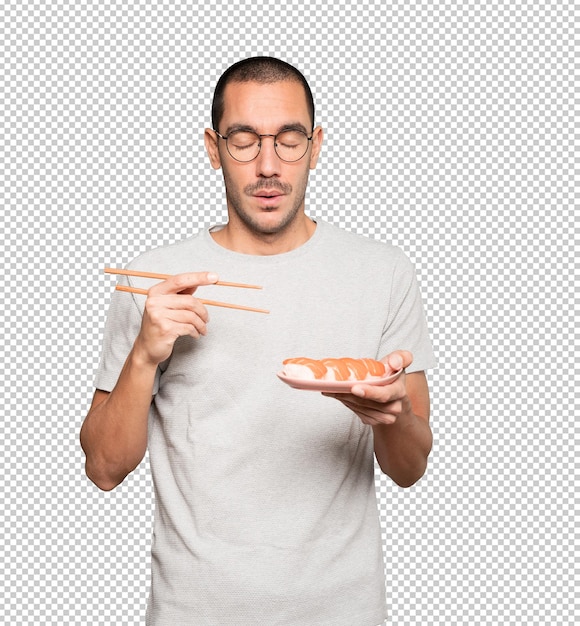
[244,179,292,195]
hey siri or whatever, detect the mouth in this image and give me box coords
[252,190,286,207]
[254,190,284,198]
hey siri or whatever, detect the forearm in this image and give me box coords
[372,407,433,487]
[80,345,157,490]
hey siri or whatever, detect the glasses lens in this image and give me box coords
[226,131,261,162]
[275,130,309,162]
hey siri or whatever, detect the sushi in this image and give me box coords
[282,357,387,381]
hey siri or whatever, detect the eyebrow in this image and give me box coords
[223,122,310,136]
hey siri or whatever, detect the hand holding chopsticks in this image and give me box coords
[105,267,269,314]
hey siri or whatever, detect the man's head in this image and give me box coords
[211,56,315,133]
[205,57,323,245]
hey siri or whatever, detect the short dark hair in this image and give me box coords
[211,56,315,132]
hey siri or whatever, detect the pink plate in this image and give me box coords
[276,368,403,393]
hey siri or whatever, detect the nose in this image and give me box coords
[254,135,281,178]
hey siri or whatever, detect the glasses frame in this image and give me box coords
[214,128,314,163]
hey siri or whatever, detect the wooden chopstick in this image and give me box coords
[105,267,262,290]
[115,284,270,314]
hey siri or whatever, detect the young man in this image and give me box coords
[81,57,436,626]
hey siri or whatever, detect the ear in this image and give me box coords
[204,129,222,170]
[309,125,324,170]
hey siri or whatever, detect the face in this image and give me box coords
[205,80,323,238]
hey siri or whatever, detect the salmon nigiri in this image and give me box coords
[282,357,386,381]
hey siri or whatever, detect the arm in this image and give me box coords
[371,368,432,487]
[80,348,156,491]
[324,350,432,487]
[80,271,219,491]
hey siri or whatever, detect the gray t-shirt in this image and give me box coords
[95,219,436,626]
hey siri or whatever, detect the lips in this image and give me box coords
[252,189,286,209]
[254,190,284,198]
[246,182,291,209]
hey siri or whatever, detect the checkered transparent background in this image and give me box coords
[1,0,576,624]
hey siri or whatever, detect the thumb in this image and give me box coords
[386,350,413,372]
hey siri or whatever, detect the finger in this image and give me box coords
[143,302,210,339]
[169,322,206,339]
[336,398,398,425]
[324,391,402,414]
[148,313,208,340]
[349,376,405,401]
[383,349,413,373]
[147,294,210,322]
[164,309,210,334]
[149,271,219,296]
[322,390,390,407]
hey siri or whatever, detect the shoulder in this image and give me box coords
[125,231,205,274]
[317,219,411,268]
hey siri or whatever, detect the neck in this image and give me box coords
[211,214,317,255]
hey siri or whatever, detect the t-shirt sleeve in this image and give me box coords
[379,248,437,373]
[93,277,161,394]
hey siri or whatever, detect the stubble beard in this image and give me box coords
[223,171,310,237]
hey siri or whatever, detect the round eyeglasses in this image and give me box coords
[214,129,313,163]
